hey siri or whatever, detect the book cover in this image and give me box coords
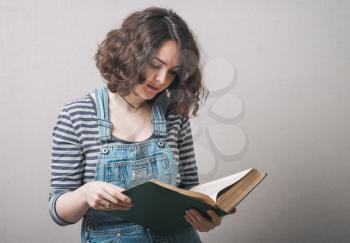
[107,168,266,234]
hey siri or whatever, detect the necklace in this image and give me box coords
[119,95,145,111]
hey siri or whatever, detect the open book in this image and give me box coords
[108,168,266,234]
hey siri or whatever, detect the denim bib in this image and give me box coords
[81,87,202,243]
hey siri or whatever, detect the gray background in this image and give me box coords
[1,1,349,242]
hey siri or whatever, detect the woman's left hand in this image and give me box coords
[184,208,224,232]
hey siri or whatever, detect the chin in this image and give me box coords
[140,85,165,100]
[142,94,155,101]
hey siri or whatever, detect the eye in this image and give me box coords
[169,70,178,76]
[150,62,161,69]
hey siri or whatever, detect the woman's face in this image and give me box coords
[133,40,182,100]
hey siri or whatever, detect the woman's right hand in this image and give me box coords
[82,181,133,211]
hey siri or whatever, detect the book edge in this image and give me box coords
[150,179,216,206]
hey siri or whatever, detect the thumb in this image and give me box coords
[229,208,237,214]
[108,183,126,192]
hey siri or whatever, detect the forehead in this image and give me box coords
[155,40,181,67]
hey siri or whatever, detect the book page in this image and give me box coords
[190,168,253,201]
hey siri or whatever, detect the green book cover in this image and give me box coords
[107,181,227,235]
[105,168,266,235]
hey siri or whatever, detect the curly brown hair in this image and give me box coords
[95,6,208,118]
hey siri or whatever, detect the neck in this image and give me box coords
[108,90,146,111]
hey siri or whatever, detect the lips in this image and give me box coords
[146,84,160,91]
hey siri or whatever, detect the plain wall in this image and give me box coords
[1,1,349,242]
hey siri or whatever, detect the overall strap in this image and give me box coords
[94,86,112,141]
[152,102,167,137]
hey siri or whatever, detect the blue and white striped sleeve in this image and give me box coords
[177,117,200,189]
[48,104,85,226]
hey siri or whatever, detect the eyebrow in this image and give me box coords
[154,57,182,69]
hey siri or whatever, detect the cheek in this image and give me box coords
[133,85,143,93]
[144,68,155,80]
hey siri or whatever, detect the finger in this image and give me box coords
[109,183,125,191]
[103,204,133,211]
[185,214,195,228]
[189,209,214,230]
[186,210,210,232]
[102,188,120,205]
[103,188,132,208]
[106,184,132,204]
[229,208,237,214]
[93,197,113,210]
[103,185,133,209]
[91,191,117,209]
[207,210,222,226]
[96,188,128,208]
[94,198,132,211]
[185,212,205,232]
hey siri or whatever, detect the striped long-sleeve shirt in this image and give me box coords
[49,92,199,226]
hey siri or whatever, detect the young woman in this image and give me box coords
[49,6,227,243]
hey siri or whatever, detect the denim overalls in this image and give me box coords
[81,87,202,243]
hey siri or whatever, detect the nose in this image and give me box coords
[155,68,168,84]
